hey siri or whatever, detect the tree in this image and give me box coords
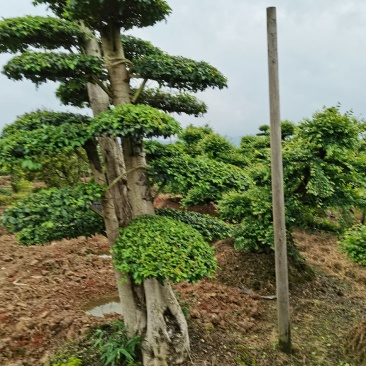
[0,2,227,364]
[284,106,366,218]
[219,106,366,254]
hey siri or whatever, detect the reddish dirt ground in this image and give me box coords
[1,199,366,365]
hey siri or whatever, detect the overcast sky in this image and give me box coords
[1,0,366,141]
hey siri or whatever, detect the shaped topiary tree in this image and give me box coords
[0,1,227,364]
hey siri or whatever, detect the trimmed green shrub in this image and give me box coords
[196,133,233,159]
[1,183,104,245]
[112,215,217,284]
[149,154,249,206]
[156,208,233,241]
[218,190,250,224]
[339,224,366,265]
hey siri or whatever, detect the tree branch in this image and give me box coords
[132,78,147,104]
[107,165,147,191]
[91,75,113,98]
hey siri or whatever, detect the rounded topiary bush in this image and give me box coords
[112,215,217,284]
[339,224,366,265]
[1,183,104,245]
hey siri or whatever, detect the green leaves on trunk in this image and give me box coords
[0,16,86,53]
[0,17,226,111]
[122,34,163,60]
[133,54,228,92]
[136,88,207,116]
[57,80,208,116]
[0,106,181,166]
[123,35,227,92]
[35,0,171,30]
[89,103,181,139]
[3,51,106,85]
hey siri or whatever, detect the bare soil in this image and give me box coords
[0,199,366,365]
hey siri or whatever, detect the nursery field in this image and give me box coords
[1,200,366,366]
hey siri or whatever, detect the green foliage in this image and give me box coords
[219,188,275,252]
[149,154,249,205]
[234,218,275,253]
[3,51,106,85]
[56,80,90,108]
[219,106,366,254]
[280,120,296,140]
[0,16,86,53]
[297,106,361,150]
[339,224,366,265]
[218,186,303,256]
[218,190,251,224]
[112,215,217,284]
[0,176,33,206]
[0,111,91,162]
[93,321,141,366]
[52,356,82,366]
[31,150,90,188]
[122,34,163,60]
[256,120,296,140]
[144,140,184,162]
[285,106,366,211]
[49,321,142,366]
[136,88,207,116]
[1,183,104,245]
[177,124,213,156]
[156,209,234,242]
[62,0,172,31]
[56,81,208,116]
[239,135,270,162]
[90,104,181,139]
[178,127,248,167]
[196,133,233,159]
[1,110,89,137]
[134,53,227,92]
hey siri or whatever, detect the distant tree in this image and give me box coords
[220,106,366,253]
[177,124,214,156]
[256,120,295,140]
[285,106,366,216]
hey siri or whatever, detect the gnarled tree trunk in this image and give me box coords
[83,32,146,336]
[86,26,190,364]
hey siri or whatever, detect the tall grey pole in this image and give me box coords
[266,6,291,353]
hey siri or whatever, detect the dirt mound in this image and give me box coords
[177,280,260,333]
[0,234,119,365]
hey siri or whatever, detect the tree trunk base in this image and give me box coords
[142,279,190,366]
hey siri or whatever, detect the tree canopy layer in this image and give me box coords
[133,55,228,92]
[0,16,86,52]
[33,0,172,29]
[3,51,106,85]
[0,111,91,164]
[89,103,182,139]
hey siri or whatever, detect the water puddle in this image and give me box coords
[83,295,121,317]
